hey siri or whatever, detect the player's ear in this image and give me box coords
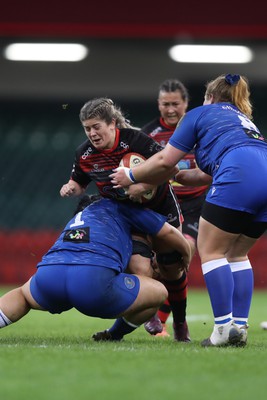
[209,94,215,104]
[110,118,116,128]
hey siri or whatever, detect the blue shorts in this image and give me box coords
[206,146,267,222]
[30,265,140,318]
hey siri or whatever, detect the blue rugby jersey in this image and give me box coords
[37,198,166,272]
[169,103,267,176]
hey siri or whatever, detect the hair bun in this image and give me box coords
[225,74,240,85]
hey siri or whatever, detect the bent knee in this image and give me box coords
[128,254,153,277]
[155,280,168,302]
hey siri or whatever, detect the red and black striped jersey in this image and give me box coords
[141,117,208,201]
[70,128,170,209]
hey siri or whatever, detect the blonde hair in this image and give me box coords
[79,97,134,128]
[205,74,253,119]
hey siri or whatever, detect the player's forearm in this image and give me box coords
[60,180,85,197]
[157,224,191,260]
[174,169,212,186]
[132,152,178,185]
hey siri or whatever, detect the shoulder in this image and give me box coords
[76,139,92,154]
[187,103,228,116]
[179,105,212,125]
[141,118,160,134]
[187,105,208,116]
[120,127,141,134]
[120,127,157,142]
[186,103,238,122]
[119,128,144,138]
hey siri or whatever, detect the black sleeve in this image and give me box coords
[140,118,159,135]
[70,144,92,188]
[128,129,163,158]
[140,124,153,135]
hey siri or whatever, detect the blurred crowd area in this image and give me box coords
[1,96,267,286]
[0,101,84,230]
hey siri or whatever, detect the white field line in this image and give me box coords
[167,314,211,323]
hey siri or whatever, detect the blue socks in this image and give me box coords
[230,260,253,327]
[202,258,253,327]
[202,258,234,323]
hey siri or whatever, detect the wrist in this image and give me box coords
[128,168,137,183]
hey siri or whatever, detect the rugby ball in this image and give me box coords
[119,152,157,203]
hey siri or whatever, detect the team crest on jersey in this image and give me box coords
[63,227,90,243]
[124,276,136,289]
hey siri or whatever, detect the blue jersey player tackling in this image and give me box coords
[0,196,191,341]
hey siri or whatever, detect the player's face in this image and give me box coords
[158,91,188,127]
[82,118,116,150]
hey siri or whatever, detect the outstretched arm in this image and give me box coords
[175,169,212,186]
[60,179,86,197]
[110,144,185,188]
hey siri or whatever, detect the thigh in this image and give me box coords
[22,279,45,310]
[197,217,239,263]
[30,266,72,314]
[226,234,258,261]
[118,275,168,316]
[202,200,267,236]
[198,217,259,263]
[128,233,154,277]
[67,267,141,319]
[198,201,267,263]
[127,253,153,277]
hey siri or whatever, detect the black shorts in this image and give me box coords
[152,185,182,229]
[180,194,206,240]
[202,201,267,238]
[132,238,153,259]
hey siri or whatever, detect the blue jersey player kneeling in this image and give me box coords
[0,195,191,341]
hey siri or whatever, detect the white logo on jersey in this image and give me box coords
[82,147,93,159]
[120,141,129,149]
[92,164,105,172]
[150,127,162,136]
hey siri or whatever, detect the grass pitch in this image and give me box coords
[0,287,267,400]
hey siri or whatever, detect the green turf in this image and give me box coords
[0,287,267,400]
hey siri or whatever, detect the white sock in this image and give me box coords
[210,320,233,345]
[0,309,12,328]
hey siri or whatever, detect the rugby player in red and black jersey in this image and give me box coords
[60,97,191,342]
[140,79,209,339]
